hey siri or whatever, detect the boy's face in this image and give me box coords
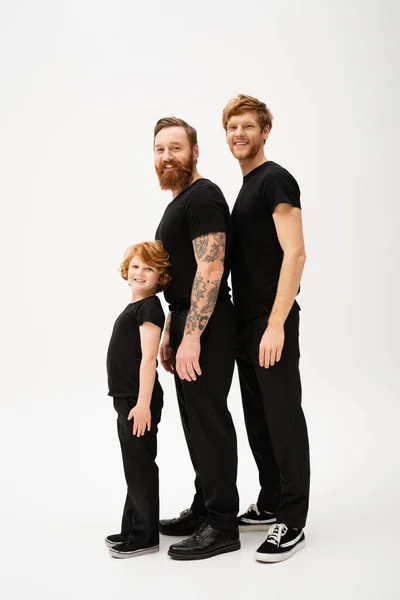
[226,110,269,160]
[128,255,160,295]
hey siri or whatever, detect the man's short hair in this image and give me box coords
[154,117,198,149]
[222,94,273,132]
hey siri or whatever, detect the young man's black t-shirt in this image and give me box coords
[155,178,231,306]
[107,295,165,397]
[231,161,301,323]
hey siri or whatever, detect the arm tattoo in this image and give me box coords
[192,273,207,301]
[184,232,226,336]
[193,232,226,264]
[201,279,221,314]
[192,236,208,261]
[165,312,171,333]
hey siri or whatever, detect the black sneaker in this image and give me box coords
[104,533,128,548]
[255,524,305,563]
[238,503,277,531]
[159,508,205,536]
[109,541,159,559]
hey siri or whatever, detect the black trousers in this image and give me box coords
[113,382,163,546]
[236,304,310,529]
[170,300,239,531]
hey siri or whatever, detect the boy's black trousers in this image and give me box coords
[236,304,310,529]
[113,383,163,547]
[169,299,239,532]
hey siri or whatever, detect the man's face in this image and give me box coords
[226,111,269,160]
[154,126,198,192]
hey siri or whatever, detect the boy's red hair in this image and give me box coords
[120,241,171,290]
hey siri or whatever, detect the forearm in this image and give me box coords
[137,358,157,407]
[163,311,171,339]
[184,265,223,337]
[268,252,306,326]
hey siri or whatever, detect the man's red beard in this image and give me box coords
[155,150,196,192]
[232,138,263,160]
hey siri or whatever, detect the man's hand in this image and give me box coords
[176,335,202,381]
[259,324,285,368]
[159,335,174,374]
[128,404,151,437]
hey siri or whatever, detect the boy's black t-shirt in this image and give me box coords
[106,295,165,398]
[231,161,301,323]
[155,178,231,306]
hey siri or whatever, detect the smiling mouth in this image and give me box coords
[234,141,249,146]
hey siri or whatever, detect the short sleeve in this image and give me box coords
[184,184,228,240]
[136,298,165,330]
[264,169,301,213]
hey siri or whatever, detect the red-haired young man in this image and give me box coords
[223,94,310,563]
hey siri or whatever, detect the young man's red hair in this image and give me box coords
[222,94,273,133]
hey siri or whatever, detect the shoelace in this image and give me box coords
[170,508,190,523]
[266,524,288,546]
[193,521,208,540]
[243,503,260,516]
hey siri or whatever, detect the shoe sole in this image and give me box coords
[109,545,160,559]
[168,540,241,560]
[239,522,276,532]
[255,539,305,563]
[104,538,127,548]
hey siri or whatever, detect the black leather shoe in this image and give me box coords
[159,508,205,536]
[168,522,240,560]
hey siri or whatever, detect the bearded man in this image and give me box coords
[154,117,240,561]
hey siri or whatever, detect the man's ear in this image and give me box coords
[263,125,271,142]
[193,143,199,160]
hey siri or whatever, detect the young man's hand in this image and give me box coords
[159,336,174,374]
[259,324,285,368]
[128,404,151,437]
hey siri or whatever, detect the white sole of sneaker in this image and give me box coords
[109,545,160,559]
[255,539,305,563]
[239,523,276,532]
[104,538,127,548]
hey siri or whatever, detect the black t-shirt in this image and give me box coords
[106,295,165,397]
[155,178,231,305]
[231,161,301,322]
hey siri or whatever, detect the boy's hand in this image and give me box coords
[160,336,174,374]
[128,404,151,437]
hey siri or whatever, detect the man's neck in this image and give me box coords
[239,150,268,177]
[171,171,202,199]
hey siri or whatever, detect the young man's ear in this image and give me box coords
[263,125,271,142]
[193,143,199,161]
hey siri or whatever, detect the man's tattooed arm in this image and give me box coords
[164,311,171,334]
[184,232,226,336]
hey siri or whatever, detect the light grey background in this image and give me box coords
[1,1,399,598]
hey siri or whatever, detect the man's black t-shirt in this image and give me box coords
[155,178,231,306]
[107,295,165,397]
[231,161,301,323]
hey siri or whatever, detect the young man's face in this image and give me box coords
[128,255,160,296]
[226,111,269,161]
[154,126,198,191]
